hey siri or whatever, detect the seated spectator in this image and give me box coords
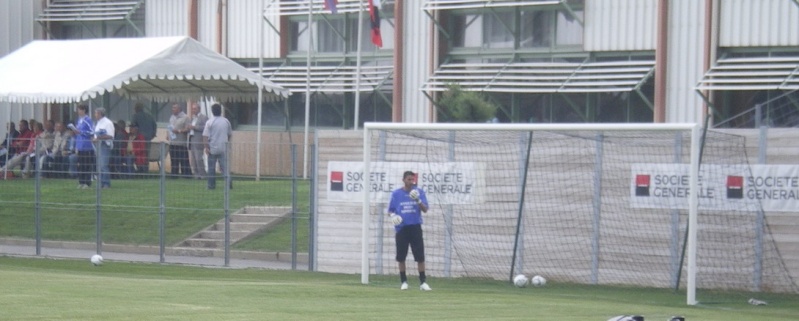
[34,120,55,177]
[11,119,34,158]
[46,121,72,178]
[1,121,19,167]
[1,121,40,177]
[124,123,148,175]
[21,122,45,177]
[112,119,129,177]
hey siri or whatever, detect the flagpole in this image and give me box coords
[256,0,264,181]
[303,0,313,179]
[353,0,364,130]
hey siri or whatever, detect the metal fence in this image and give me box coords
[0,140,314,270]
[713,90,799,128]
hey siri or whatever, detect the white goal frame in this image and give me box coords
[361,122,701,305]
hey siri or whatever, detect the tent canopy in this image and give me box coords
[0,36,289,104]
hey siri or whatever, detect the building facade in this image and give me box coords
[1,0,799,134]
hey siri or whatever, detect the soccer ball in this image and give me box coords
[90,254,103,266]
[513,274,528,288]
[530,275,546,287]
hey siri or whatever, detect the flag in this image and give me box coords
[324,0,338,14]
[368,0,382,48]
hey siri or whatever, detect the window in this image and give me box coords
[556,10,583,46]
[484,12,514,49]
[449,8,582,50]
[319,19,346,53]
[290,19,346,53]
[520,10,553,48]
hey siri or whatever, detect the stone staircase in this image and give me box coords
[175,206,292,249]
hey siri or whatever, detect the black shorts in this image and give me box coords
[395,224,425,263]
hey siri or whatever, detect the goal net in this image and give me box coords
[360,123,798,305]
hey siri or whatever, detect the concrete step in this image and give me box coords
[231,213,285,223]
[176,206,292,248]
[166,246,309,263]
[183,239,225,248]
[198,230,251,239]
[210,222,271,232]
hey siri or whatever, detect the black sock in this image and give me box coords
[419,271,426,284]
[400,272,407,283]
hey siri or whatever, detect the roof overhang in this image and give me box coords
[422,0,563,11]
[251,64,393,94]
[0,37,289,104]
[695,56,799,92]
[422,60,655,93]
[36,0,143,22]
[265,0,393,16]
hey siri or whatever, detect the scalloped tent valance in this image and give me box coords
[0,36,290,104]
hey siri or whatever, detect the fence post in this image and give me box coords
[309,143,316,271]
[159,142,166,263]
[35,137,42,255]
[291,144,298,270]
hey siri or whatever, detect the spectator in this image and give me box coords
[72,105,94,189]
[131,102,157,144]
[67,132,78,178]
[48,121,72,178]
[203,103,232,190]
[188,103,208,180]
[2,121,41,178]
[0,121,19,167]
[11,119,34,159]
[93,108,115,189]
[112,119,129,177]
[33,120,56,177]
[168,103,192,178]
[124,123,148,175]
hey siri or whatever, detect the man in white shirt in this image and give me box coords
[168,103,192,178]
[188,103,208,179]
[93,107,115,188]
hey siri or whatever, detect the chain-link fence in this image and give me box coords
[0,140,313,269]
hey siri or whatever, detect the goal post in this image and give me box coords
[361,122,700,303]
[359,122,796,305]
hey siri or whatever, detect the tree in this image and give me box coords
[436,83,498,123]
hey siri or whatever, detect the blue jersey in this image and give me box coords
[74,115,94,152]
[387,187,428,232]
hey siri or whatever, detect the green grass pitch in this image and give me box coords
[1,257,797,320]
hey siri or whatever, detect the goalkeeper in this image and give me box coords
[387,171,431,291]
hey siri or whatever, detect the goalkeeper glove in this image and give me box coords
[390,214,403,225]
[409,189,419,200]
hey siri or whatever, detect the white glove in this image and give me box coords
[409,189,419,200]
[390,214,403,225]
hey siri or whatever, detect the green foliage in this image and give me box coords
[2,257,798,321]
[437,83,498,123]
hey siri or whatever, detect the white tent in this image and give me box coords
[0,36,289,181]
[0,36,289,103]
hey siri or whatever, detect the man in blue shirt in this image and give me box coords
[387,171,431,291]
[71,105,94,188]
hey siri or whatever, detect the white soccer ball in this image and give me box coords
[513,274,528,288]
[530,275,546,287]
[90,254,103,266]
